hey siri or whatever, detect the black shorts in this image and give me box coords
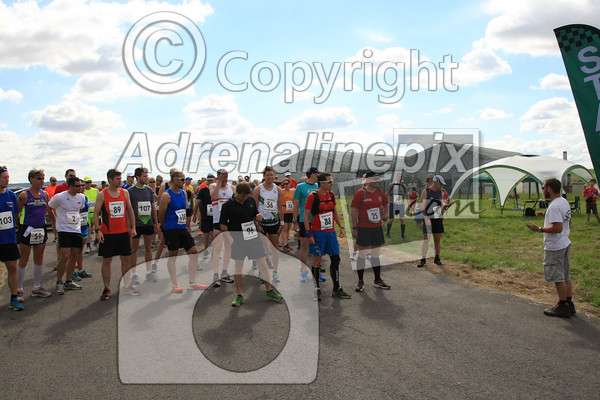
[283,213,293,223]
[17,225,48,246]
[186,208,193,217]
[586,203,598,215]
[299,223,307,238]
[201,218,213,233]
[98,232,132,258]
[58,232,83,249]
[231,236,266,261]
[356,226,385,248]
[260,224,280,235]
[163,228,195,251]
[133,225,155,238]
[0,243,20,262]
[423,219,444,234]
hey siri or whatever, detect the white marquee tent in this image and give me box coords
[449,155,594,207]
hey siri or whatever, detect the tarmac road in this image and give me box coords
[1,234,599,400]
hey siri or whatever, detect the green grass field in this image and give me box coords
[338,193,600,308]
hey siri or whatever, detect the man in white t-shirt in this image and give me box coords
[526,178,573,318]
[47,176,86,294]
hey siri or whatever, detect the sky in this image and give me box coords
[0,0,598,183]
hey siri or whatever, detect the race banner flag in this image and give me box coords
[555,24,600,179]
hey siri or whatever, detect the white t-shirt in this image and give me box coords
[48,191,85,233]
[543,196,571,251]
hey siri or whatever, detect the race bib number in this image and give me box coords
[433,205,442,219]
[109,201,125,218]
[206,204,214,216]
[80,212,88,226]
[175,209,186,225]
[285,200,293,211]
[0,211,13,230]
[367,207,381,223]
[138,201,151,216]
[30,228,45,245]
[319,211,333,230]
[218,199,227,208]
[393,195,403,204]
[241,221,258,241]
[66,211,80,226]
[263,198,276,212]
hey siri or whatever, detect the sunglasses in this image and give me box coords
[175,177,185,181]
[50,180,57,182]
[34,177,45,180]
[281,182,289,185]
[149,181,156,183]
[324,180,334,184]
[72,184,84,187]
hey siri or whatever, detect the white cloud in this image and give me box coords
[29,101,124,133]
[358,28,393,43]
[483,0,600,57]
[519,97,580,135]
[279,107,357,133]
[376,114,400,127]
[537,73,570,90]
[0,88,23,102]
[424,107,452,116]
[65,72,147,102]
[454,41,512,86]
[479,107,513,119]
[0,0,214,75]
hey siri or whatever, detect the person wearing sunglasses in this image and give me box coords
[15,169,54,302]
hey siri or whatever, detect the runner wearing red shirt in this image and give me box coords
[583,178,600,224]
[350,171,390,292]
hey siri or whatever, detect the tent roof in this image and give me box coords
[449,155,593,207]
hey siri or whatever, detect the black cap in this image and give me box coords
[365,171,380,178]
[306,167,319,174]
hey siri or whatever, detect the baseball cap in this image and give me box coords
[185,177,192,180]
[433,175,446,185]
[365,171,380,178]
[127,172,134,177]
[284,172,292,176]
[84,176,92,182]
[206,174,216,180]
[306,167,319,174]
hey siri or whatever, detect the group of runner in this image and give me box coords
[1,163,452,310]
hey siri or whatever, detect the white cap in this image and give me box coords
[433,175,446,185]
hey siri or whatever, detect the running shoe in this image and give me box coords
[231,294,244,307]
[78,269,93,278]
[10,298,24,311]
[122,285,141,296]
[433,257,444,266]
[350,252,357,261]
[417,259,426,268]
[319,273,326,282]
[83,246,91,255]
[55,282,65,295]
[130,274,140,286]
[313,288,322,302]
[266,290,283,302]
[72,271,82,281]
[273,272,281,283]
[258,273,264,284]
[332,288,352,299]
[266,258,274,269]
[145,272,157,283]
[64,281,82,291]
[282,244,291,252]
[355,280,364,292]
[53,237,58,243]
[300,271,308,283]
[373,279,391,290]
[172,284,183,293]
[220,273,234,283]
[100,287,111,300]
[212,274,221,288]
[31,287,52,298]
[16,289,24,303]
[151,263,158,273]
[188,282,208,290]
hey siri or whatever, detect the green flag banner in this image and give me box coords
[555,24,600,179]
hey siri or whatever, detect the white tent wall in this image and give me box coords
[449,155,594,207]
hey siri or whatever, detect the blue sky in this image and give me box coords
[0,0,597,182]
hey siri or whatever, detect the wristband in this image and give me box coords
[280,221,285,226]
[305,230,313,238]
[539,227,543,233]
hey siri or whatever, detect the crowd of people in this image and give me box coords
[1,164,592,316]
